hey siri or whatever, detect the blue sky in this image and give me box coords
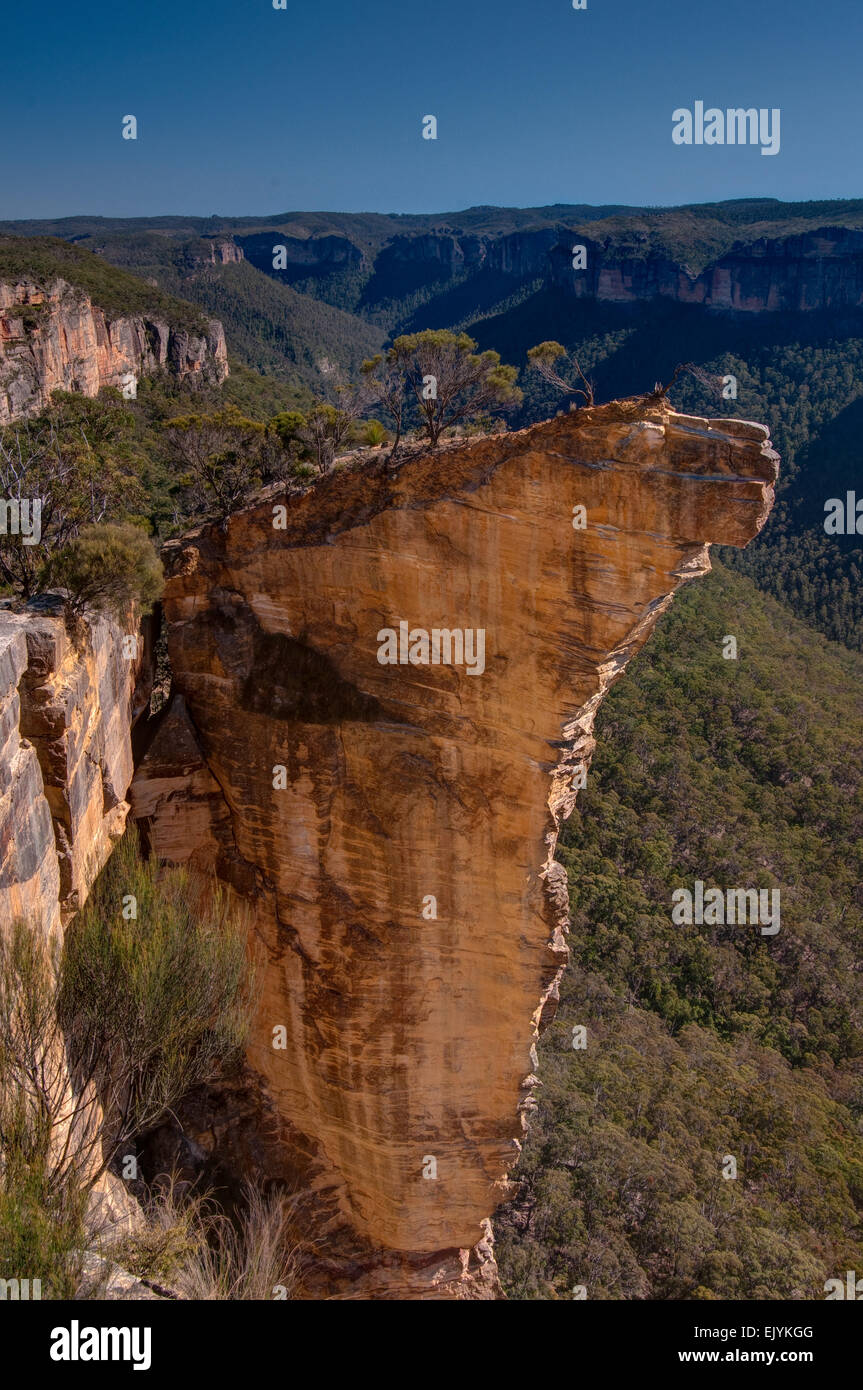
[0,0,859,218]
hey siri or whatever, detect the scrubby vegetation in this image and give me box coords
[0,831,258,1299]
[47,523,163,620]
[495,563,863,1299]
[115,1180,299,1300]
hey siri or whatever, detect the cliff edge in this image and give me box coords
[131,401,778,1297]
[0,603,151,934]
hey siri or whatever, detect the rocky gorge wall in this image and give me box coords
[0,603,150,935]
[130,402,778,1297]
[0,277,228,425]
[236,222,863,314]
[551,226,863,311]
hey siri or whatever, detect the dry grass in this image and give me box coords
[116,1176,300,1301]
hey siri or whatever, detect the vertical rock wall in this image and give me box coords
[131,402,777,1296]
[0,604,149,934]
[0,277,228,424]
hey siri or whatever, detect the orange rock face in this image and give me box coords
[0,278,228,424]
[133,403,777,1297]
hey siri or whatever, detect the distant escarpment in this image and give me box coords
[7,205,863,357]
[130,402,777,1298]
[547,225,863,312]
[232,221,863,314]
[0,278,227,424]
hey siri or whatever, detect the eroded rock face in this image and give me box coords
[0,278,228,424]
[0,604,150,933]
[132,403,778,1297]
[231,221,863,312]
[547,226,863,310]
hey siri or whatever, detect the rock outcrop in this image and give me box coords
[0,602,151,934]
[235,231,363,283]
[202,239,244,266]
[131,402,778,1297]
[0,278,228,424]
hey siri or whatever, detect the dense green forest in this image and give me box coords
[495,562,863,1299]
[179,263,384,388]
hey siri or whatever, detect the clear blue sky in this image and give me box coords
[1,0,859,218]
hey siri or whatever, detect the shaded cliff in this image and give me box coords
[548,225,863,312]
[0,602,151,934]
[130,402,777,1297]
[231,218,863,315]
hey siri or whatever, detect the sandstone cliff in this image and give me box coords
[234,221,863,313]
[0,277,228,425]
[550,226,863,311]
[0,602,150,934]
[131,402,777,1297]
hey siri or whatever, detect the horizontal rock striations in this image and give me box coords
[0,277,228,424]
[132,403,778,1297]
[551,226,863,311]
[0,604,150,934]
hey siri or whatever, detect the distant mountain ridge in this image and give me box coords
[5,202,863,383]
[6,199,863,314]
[2,201,862,652]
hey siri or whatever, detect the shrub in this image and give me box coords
[0,830,255,1296]
[46,522,163,620]
[164,406,267,516]
[0,390,146,599]
[360,419,387,447]
[58,829,254,1164]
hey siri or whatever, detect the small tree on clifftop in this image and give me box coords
[46,522,164,621]
[367,330,521,451]
[527,341,594,406]
[164,406,270,516]
[270,398,359,474]
[359,353,407,457]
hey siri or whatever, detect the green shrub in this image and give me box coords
[47,522,163,620]
[360,419,387,447]
[58,828,255,1162]
[0,830,255,1296]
